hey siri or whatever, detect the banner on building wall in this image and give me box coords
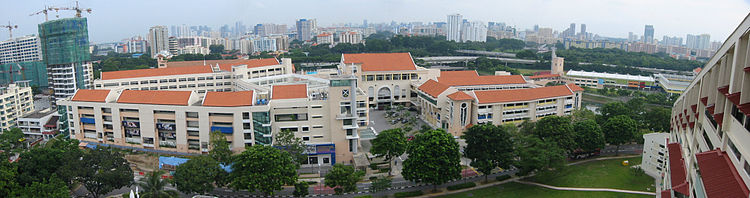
[122,121,140,128]
[156,123,175,131]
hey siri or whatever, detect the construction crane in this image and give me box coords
[0,22,17,39]
[51,1,92,18]
[30,6,53,21]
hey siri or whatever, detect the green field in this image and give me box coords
[440,157,654,198]
[440,182,651,198]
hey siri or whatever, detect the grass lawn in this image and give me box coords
[515,68,547,75]
[440,182,651,198]
[528,157,654,192]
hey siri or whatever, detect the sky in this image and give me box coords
[1,0,749,43]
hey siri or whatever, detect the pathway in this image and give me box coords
[516,181,656,196]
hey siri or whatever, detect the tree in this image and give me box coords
[209,131,233,165]
[209,44,224,54]
[462,124,515,182]
[292,182,309,197]
[570,108,596,122]
[603,115,638,155]
[0,128,25,152]
[138,170,179,198]
[533,116,576,153]
[370,177,392,193]
[0,160,18,197]
[16,146,83,188]
[402,130,462,191]
[598,102,631,124]
[79,148,134,198]
[173,156,226,194]
[514,134,566,175]
[229,145,298,196]
[645,107,671,132]
[273,129,307,165]
[516,50,538,59]
[19,175,70,198]
[573,120,606,153]
[370,128,407,176]
[324,164,364,195]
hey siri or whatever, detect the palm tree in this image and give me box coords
[138,170,179,198]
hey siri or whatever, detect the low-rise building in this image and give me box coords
[566,70,656,89]
[316,33,334,45]
[16,108,58,140]
[641,133,669,179]
[653,73,694,95]
[0,81,34,131]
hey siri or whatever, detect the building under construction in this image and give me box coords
[0,61,49,89]
[38,17,93,99]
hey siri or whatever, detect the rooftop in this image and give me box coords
[117,90,193,106]
[567,83,584,92]
[167,58,280,71]
[202,91,254,107]
[21,109,55,119]
[667,143,689,196]
[101,65,213,80]
[72,89,111,102]
[417,79,449,98]
[437,70,527,86]
[342,53,417,72]
[695,149,750,198]
[528,74,560,79]
[566,70,655,82]
[473,84,577,104]
[447,91,474,101]
[272,84,308,99]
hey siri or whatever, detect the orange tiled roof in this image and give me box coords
[437,71,526,86]
[447,91,474,101]
[343,53,416,72]
[72,89,111,102]
[474,85,574,104]
[317,33,332,37]
[203,91,253,107]
[529,74,560,79]
[417,79,449,98]
[117,90,193,106]
[272,84,308,99]
[101,65,212,80]
[567,83,584,92]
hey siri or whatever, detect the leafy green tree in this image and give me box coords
[209,44,224,54]
[16,146,83,188]
[173,156,226,194]
[0,128,25,152]
[209,131,233,165]
[293,181,309,197]
[533,116,576,153]
[273,129,307,165]
[0,160,18,197]
[603,115,638,155]
[138,170,179,198]
[515,50,538,59]
[570,109,596,122]
[79,148,134,198]
[370,128,407,176]
[229,145,298,196]
[402,130,462,191]
[518,119,536,135]
[370,177,392,193]
[514,134,566,175]
[324,164,364,195]
[462,124,515,182]
[598,102,631,124]
[645,107,671,132]
[19,175,69,198]
[573,120,606,152]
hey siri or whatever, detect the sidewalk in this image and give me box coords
[516,180,656,196]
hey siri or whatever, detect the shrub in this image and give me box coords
[496,175,512,181]
[379,167,391,173]
[394,190,424,198]
[446,182,477,191]
[354,195,373,198]
[369,176,378,181]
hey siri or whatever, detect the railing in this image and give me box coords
[504,105,528,110]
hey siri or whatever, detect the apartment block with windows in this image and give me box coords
[94,58,293,94]
[664,13,750,198]
[59,74,368,165]
[0,81,34,131]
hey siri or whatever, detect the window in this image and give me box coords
[460,103,468,126]
[302,126,310,132]
[366,75,374,81]
[302,137,310,141]
[274,113,308,122]
[385,74,392,80]
[393,74,401,80]
[186,112,198,118]
[376,75,384,81]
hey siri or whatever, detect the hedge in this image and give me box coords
[394,190,424,198]
[446,182,477,191]
[496,175,512,181]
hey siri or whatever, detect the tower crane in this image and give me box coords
[0,22,18,39]
[51,1,92,18]
[30,6,53,21]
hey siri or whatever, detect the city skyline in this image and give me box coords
[1,0,748,43]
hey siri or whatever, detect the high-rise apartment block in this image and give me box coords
[446,14,463,42]
[148,26,170,57]
[0,35,42,64]
[644,25,654,43]
[461,21,488,42]
[338,32,362,44]
[686,34,711,50]
[296,19,317,41]
[0,81,34,131]
[38,17,93,99]
[661,13,750,198]
[0,35,48,89]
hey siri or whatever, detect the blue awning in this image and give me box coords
[80,117,95,124]
[211,126,233,134]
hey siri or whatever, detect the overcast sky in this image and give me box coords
[2,0,749,43]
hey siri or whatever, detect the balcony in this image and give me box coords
[504,105,528,110]
[336,113,357,120]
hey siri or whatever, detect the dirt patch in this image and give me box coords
[125,154,159,173]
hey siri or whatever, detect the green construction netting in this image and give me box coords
[38,17,91,88]
[0,61,49,88]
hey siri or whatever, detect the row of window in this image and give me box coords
[363,73,419,81]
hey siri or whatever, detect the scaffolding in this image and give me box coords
[38,17,91,89]
[0,61,49,88]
